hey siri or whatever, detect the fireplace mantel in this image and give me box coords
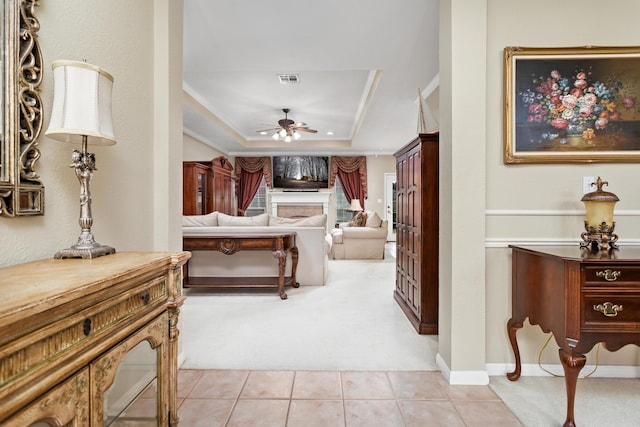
[270,191,331,217]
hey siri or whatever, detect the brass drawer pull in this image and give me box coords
[593,302,623,317]
[596,269,621,282]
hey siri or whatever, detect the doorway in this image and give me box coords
[384,173,397,242]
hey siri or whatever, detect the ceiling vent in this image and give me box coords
[278,74,300,84]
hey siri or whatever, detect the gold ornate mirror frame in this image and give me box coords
[0,0,44,217]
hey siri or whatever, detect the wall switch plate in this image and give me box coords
[583,176,595,194]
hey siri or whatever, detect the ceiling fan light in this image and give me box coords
[272,132,279,140]
[284,135,292,143]
[279,129,287,137]
[293,131,301,140]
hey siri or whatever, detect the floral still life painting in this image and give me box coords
[504,46,640,163]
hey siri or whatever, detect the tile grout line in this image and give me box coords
[223,370,251,427]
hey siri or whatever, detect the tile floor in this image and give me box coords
[176,369,523,427]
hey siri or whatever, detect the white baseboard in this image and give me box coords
[486,362,640,379]
[435,357,640,382]
[436,353,490,385]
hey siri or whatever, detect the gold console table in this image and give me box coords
[0,251,190,426]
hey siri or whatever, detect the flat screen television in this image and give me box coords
[272,156,329,189]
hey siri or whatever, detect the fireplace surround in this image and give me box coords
[270,191,331,218]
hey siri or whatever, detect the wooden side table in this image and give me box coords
[507,245,640,427]
[183,232,299,299]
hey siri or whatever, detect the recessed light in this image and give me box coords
[326,131,334,136]
[260,131,267,135]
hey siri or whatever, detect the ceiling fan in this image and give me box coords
[256,108,318,142]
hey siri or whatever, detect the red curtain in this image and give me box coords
[330,156,367,209]
[235,157,272,215]
[337,169,365,210]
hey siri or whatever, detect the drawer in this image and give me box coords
[0,275,167,403]
[583,292,640,328]
[583,266,640,287]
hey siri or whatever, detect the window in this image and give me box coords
[335,177,352,223]
[244,176,267,217]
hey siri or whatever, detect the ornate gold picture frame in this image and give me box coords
[0,0,44,216]
[504,46,640,164]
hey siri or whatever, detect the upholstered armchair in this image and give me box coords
[330,211,388,259]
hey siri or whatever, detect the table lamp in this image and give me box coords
[580,176,619,251]
[46,60,116,259]
[348,198,363,218]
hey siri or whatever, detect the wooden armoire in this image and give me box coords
[393,133,439,334]
[183,156,236,215]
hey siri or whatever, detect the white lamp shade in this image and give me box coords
[349,199,363,211]
[46,60,116,145]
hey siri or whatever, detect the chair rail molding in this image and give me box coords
[485,238,640,248]
[485,209,640,216]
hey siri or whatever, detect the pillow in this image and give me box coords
[217,212,269,226]
[348,211,367,227]
[268,213,327,228]
[365,211,383,228]
[182,211,219,227]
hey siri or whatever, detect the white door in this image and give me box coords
[384,173,397,241]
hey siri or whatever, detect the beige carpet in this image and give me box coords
[179,246,439,371]
[489,375,640,427]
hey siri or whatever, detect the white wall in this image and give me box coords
[485,0,640,368]
[0,0,176,267]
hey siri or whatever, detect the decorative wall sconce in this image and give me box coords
[46,60,116,259]
[580,176,619,251]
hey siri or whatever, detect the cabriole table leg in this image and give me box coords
[559,348,586,427]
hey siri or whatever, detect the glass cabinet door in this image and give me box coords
[103,340,157,426]
[196,172,206,215]
[91,314,167,427]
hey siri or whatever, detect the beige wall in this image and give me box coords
[364,155,396,216]
[0,0,179,267]
[437,0,640,381]
[485,0,640,368]
[154,0,185,251]
[439,0,488,381]
[184,134,229,161]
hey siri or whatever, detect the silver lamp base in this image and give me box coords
[54,242,115,259]
[55,138,115,260]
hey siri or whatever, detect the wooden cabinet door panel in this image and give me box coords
[184,156,235,216]
[3,369,90,426]
[393,134,439,334]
